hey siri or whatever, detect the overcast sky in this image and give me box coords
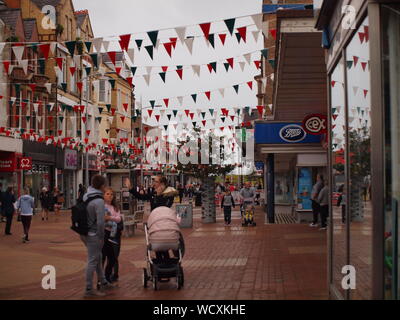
[72,0,264,130]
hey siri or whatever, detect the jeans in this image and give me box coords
[320,205,329,228]
[223,206,232,224]
[21,215,32,240]
[5,213,13,234]
[80,234,106,291]
[102,230,117,282]
[312,200,320,224]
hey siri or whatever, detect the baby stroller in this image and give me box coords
[241,199,256,227]
[143,207,184,291]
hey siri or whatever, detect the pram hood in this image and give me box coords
[147,206,181,243]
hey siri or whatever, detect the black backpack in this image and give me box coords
[71,195,103,235]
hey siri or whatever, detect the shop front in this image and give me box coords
[255,122,327,222]
[83,153,101,186]
[316,0,400,300]
[23,141,56,206]
[0,150,23,196]
[56,148,79,209]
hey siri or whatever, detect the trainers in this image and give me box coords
[99,281,115,291]
[84,289,106,298]
[309,223,318,227]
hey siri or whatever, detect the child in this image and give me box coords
[104,206,118,244]
[221,190,235,225]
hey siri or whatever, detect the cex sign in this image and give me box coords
[18,157,33,170]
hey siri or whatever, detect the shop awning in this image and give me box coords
[272,10,327,122]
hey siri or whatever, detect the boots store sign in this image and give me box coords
[255,123,322,145]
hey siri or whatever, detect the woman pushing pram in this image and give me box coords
[143,206,185,290]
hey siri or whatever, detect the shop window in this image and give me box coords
[382,4,400,300]
[330,58,347,299]
[345,16,372,300]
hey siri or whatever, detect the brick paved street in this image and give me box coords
[0,205,328,300]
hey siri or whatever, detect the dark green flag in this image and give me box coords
[131,67,137,76]
[65,41,76,56]
[209,34,215,48]
[147,30,159,47]
[85,41,92,52]
[191,94,197,103]
[90,53,98,68]
[135,39,143,51]
[159,72,166,83]
[224,63,230,72]
[145,45,154,60]
[109,79,116,89]
[61,83,67,92]
[224,18,236,35]
[233,85,239,94]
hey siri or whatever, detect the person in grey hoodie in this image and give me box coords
[80,175,114,298]
[16,188,35,243]
[318,180,330,230]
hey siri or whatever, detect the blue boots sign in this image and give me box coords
[255,123,322,145]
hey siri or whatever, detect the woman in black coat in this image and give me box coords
[2,187,16,235]
[125,175,177,211]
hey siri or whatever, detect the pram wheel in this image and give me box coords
[176,266,184,290]
[143,268,149,288]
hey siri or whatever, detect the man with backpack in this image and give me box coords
[77,175,114,297]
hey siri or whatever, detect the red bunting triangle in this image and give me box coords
[58,130,62,136]
[202,120,207,126]
[40,43,51,59]
[185,110,190,117]
[80,105,85,112]
[56,57,63,70]
[363,89,368,98]
[220,127,225,132]
[176,69,183,80]
[189,113,194,120]
[227,58,234,69]
[120,116,126,123]
[247,81,253,90]
[331,81,336,87]
[155,115,160,122]
[169,38,178,49]
[102,138,108,144]
[219,33,227,45]
[107,51,117,66]
[3,61,10,74]
[29,84,36,92]
[77,82,83,92]
[353,56,359,66]
[230,116,235,122]
[162,66,168,72]
[118,34,131,52]
[237,26,247,43]
[126,77,133,86]
[111,108,116,116]
[82,116,86,123]
[358,32,365,43]
[207,64,213,73]
[254,60,261,69]
[205,91,211,100]
[163,98,169,107]
[115,67,122,75]
[364,26,369,42]
[69,67,76,76]
[257,105,265,116]
[163,42,173,57]
[361,62,367,71]
[148,109,153,117]
[200,23,211,40]
[86,130,91,136]
[123,103,128,112]
[270,29,277,40]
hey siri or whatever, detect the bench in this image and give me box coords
[123,201,145,237]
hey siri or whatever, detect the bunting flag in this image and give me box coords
[163,42,173,57]
[200,23,211,40]
[252,30,261,42]
[227,58,234,69]
[92,37,103,53]
[40,43,51,59]
[270,29,277,40]
[145,45,154,59]
[176,68,183,80]
[185,37,194,55]
[3,61,10,74]
[163,98,169,107]
[150,100,155,109]
[12,46,25,62]
[191,94,197,103]
[233,85,239,94]
[208,34,215,48]
[261,48,269,59]
[192,65,200,77]
[45,83,52,94]
[235,32,242,43]
[69,66,76,76]
[108,79,116,89]
[107,51,117,65]
[147,30,159,47]
[135,39,143,51]
[65,41,76,56]
[90,53,98,68]
[219,33,227,46]
[119,34,131,52]
[256,60,263,69]
[205,91,211,101]
[224,63,230,72]
[131,66,137,76]
[159,72,166,83]
[85,41,92,52]
[237,26,247,43]
[175,26,187,43]
[224,18,236,35]
[247,81,253,90]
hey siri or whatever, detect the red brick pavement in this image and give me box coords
[0,206,328,300]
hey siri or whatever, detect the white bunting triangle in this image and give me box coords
[251,14,263,30]
[175,27,187,43]
[102,40,110,52]
[73,55,81,68]
[143,116,148,122]
[252,30,261,42]
[192,65,201,77]
[12,46,24,62]
[143,74,151,86]
[20,59,28,75]
[219,88,225,98]
[239,62,246,71]
[93,38,103,53]
[33,103,39,114]
[262,21,270,38]
[177,96,183,105]
[0,43,6,55]
[127,48,135,64]
[185,38,194,55]
[45,83,52,94]
[146,66,153,75]
[244,53,252,65]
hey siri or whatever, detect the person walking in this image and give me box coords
[2,187,16,235]
[318,180,329,230]
[310,174,324,227]
[102,187,122,284]
[39,187,51,221]
[80,175,114,298]
[177,184,184,204]
[16,188,35,242]
[0,183,5,223]
[77,184,86,203]
[53,187,62,216]
[125,175,178,211]
[221,190,236,226]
